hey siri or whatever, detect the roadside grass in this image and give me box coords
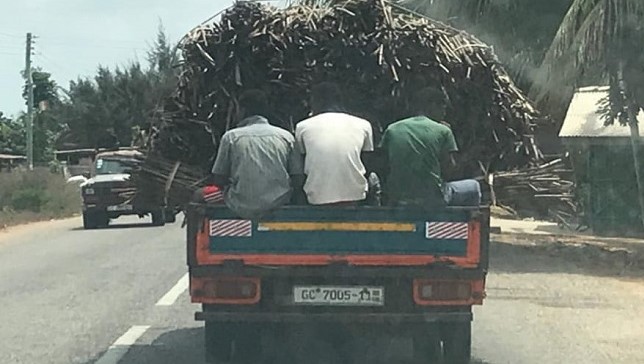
[0,168,81,229]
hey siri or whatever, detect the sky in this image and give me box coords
[0,0,233,117]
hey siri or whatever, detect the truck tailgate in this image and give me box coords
[190,206,489,268]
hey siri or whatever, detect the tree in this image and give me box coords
[0,112,26,155]
[23,69,58,110]
[19,68,64,162]
[399,0,573,92]
[538,0,644,228]
[148,22,173,75]
[55,26,178,151]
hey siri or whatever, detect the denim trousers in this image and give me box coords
[443,179,481,206]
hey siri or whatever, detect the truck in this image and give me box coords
[186,203,489,363]
[80,149,176,229]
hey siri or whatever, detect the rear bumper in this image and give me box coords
[195,311,472,324]
[82,204,155,215]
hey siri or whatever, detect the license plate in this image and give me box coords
[107,204,133,212]
[293,286,384,306]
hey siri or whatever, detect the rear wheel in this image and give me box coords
[164,208,177,223]
[234,325,262,363]
[205,322,233,364]
[204,323,261,364]
[97,213,110,228]
[412,325,442,363]
[441,321,471,364]
[82,212,97,229]
[151,209,166,226]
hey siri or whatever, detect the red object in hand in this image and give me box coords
[203,185,224,203]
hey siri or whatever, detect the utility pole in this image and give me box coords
[24,32,34,170]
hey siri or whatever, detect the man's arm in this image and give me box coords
[291,127,307,204]
[441,125,459,180]
[211,133,232,187]
[360,122,376,175]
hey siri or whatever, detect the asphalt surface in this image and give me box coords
[1,216,643,364]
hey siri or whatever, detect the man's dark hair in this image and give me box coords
[310,82,344,114]
[238,89,269,117]
[409,87,447,121]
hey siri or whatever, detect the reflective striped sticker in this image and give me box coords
[425,222,469,240]
[209,219,252,237]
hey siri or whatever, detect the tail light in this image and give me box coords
[413,279,484,306]
[191,277,260,304]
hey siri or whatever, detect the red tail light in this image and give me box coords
[413,279,485,306]
[191,277,260,304]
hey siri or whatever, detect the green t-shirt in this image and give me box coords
[379,116,458,205]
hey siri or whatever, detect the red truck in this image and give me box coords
[186,204,489,363]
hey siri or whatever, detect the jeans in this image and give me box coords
[443,179,481,206]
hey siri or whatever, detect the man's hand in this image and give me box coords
[212,174,229,187]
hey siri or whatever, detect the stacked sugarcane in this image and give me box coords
[136,0,543,207]
[491,158,580,225]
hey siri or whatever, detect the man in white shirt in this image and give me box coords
[294,82,374,205]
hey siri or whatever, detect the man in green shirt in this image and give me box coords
[380,87,479,207]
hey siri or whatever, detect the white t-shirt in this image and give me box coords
[295,112,374,205]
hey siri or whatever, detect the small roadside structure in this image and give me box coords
[0,153,26,172]
[54,148,98,179]
[560,86,644,236]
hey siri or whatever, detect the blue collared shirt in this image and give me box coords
[212,115,302,218]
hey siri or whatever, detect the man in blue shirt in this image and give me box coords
[211,89,303,218]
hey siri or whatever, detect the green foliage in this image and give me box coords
[22,69,58,109]
[400,0,573,91]
[2,25,178,162]
[57,25,177,150]
[0,168,81,227]
[538,0,644,123]
[10,188,48,212]
[0,112,26,155]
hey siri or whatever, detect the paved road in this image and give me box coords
[1,216,643,364]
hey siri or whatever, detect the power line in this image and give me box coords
[0,31,23,38]
[0,45,24,51]
[39,35,145,45]
[40,42,147,51]
[34,51,73,73]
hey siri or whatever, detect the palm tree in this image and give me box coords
[398,0,572,96]
[537,0,644,228]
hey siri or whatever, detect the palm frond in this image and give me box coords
[533,0,644,105]
[398,0,491,20]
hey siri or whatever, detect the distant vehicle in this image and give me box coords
[80,149,176,229]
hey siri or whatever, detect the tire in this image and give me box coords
[96,213,110,228]
[412,325,442,363]
[205,322,233,364]
[233,325,262,364]
[441,322,471,364]
[151,209,166,226]
[82,212,97,229]
[164,208,177,223]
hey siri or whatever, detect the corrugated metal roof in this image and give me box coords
[559,86,644,138]
[96,149,144,159]
[0,154,26,160]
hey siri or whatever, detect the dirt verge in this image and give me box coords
[492,232,644,277]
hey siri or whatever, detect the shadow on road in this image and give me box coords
[69,222,164,231]
[83,327,490,364]
[489,240,644,278]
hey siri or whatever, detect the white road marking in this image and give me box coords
[155,273,189,306]
[94,325,150,364]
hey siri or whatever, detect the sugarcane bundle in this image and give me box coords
[140,0,542,206]
[492,158,580,225]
